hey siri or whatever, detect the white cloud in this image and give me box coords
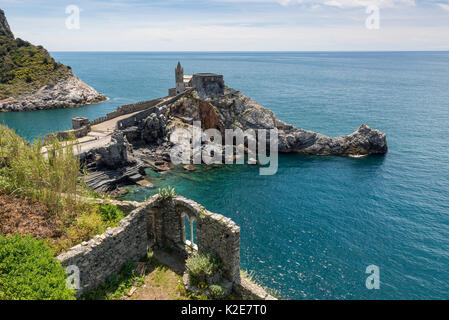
[17,22,449,52]
[219,0,416,8]
[5,0,449,51]
[437,3,449,11]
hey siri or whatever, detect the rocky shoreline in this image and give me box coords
[0,73,106,112]
[80,85,388,193]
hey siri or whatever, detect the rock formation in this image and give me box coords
[0,9,106,111]
[166,87,388,156]
[0,9,13,38]
[0,73,106,111]
[83,85,387,192]
[76,68,387,192]
[87,132,134,169]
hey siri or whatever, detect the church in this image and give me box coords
[168,62,225,99]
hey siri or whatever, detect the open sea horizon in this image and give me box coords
[1,51,448,299]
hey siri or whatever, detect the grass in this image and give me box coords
[83,252,189,300]
[82,260,146,300]
[0,125,126,254]
[0,125,86,217]
[240,269,281,299]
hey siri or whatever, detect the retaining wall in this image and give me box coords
[116,89,194,130]
[44,125,90,143]
[90,97,164,126]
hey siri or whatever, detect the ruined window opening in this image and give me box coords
[183,214,197,250]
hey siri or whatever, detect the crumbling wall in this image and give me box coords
[170,197,241,285]
[57,204,148,296]
[57,195,241,296]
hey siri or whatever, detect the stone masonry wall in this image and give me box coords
[116,89,194,130]
[43,125,90,144]
[172,197,241,284]
[191,74,225,99]
[90,97,164,126]
[43,97,164,144]
[57,195,241,296]
[137,195,241,285]
[57,205,148,296]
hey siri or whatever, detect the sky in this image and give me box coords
[2,0,449,51]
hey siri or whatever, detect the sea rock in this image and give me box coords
[278,124,388,155]
[136,179,155,188]
[183,164,197,172]
[88,133,133,169]
[141,113,167,143]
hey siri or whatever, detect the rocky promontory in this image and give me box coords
[81,84,387,192]
[0,9,105,111]
[168,87,388,156]
[0,72,106,111]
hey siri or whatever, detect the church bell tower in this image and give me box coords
[175,62,185,94]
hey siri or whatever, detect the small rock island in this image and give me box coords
[0,9,105,111]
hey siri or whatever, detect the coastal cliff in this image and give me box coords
[0,9,105,111]
[170,87,388,156]
[81,85,387,192]
[0,72,106,111]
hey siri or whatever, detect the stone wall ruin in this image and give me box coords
[57,195,241,296]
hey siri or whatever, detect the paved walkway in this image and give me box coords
[42,108,147,156]
[42,95,173,157]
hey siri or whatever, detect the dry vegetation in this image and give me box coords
[0,125,122,254]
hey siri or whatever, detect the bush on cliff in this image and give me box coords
[158,186,176,201]
[99,204,125,227]
[209,284,226,299]
[0,234,75,300]
[0,35,70,99]
[186,253,222,286]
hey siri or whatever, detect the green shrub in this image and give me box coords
[209,284,226,299]
[65,211,106,245]
[98,204,125,226]
[0,235,75,300]
[158,186,176,201]
[186,253,222,286]
[0,35,69,99]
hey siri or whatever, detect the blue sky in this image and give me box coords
[2,0,449,51]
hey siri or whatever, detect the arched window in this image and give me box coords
[182,213,197,250]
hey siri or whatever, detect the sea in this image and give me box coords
[1,52,448,299]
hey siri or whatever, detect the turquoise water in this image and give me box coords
[1,52,449,299]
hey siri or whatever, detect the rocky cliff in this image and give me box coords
[0,73,106,111]
[0,9,106,111]
[81,86,387,192]
[168,87,388,156]
[0,9,13,38]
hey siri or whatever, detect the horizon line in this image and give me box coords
[49,50,449,53]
